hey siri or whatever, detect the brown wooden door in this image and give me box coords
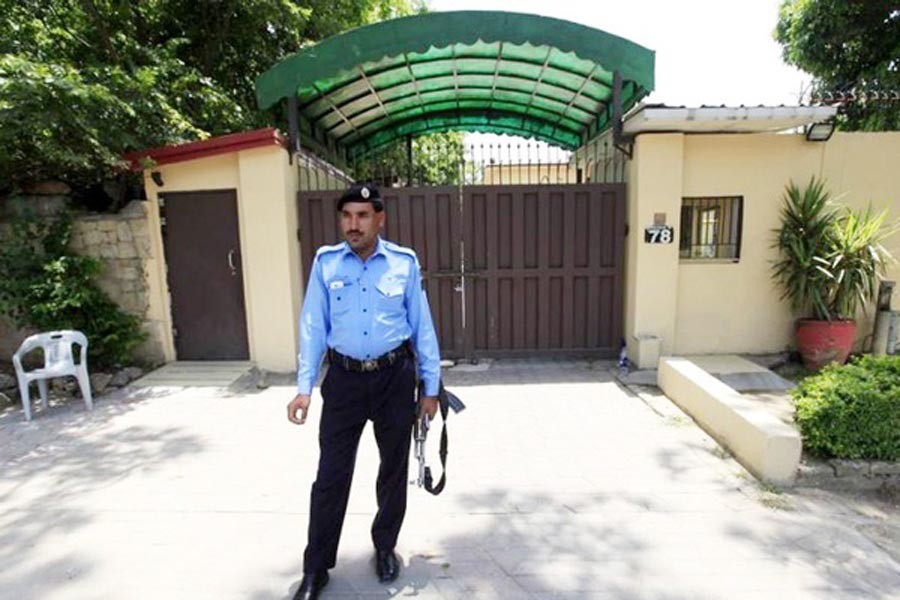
[463,184,625,357]
[161,190,249,360]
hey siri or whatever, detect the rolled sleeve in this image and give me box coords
[405,258,441,396]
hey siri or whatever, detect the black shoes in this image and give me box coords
[292,571,329,600]
[293,551,396,597]
[375,549,401,583]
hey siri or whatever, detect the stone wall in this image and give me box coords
[68,201,165,365]
[69,202,151,315]
[0,199,165,366]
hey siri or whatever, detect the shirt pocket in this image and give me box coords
[327,279,353,317]
[375,276,405,314]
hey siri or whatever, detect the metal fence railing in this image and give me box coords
[299,137,630,191]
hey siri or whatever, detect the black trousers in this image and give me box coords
[302,356,417,574]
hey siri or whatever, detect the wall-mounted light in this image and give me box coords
[151,171,164,187]
[805,121,835,142]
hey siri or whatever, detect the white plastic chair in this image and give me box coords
[12,330,93,421]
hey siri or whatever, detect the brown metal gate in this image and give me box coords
[298,183,624,359]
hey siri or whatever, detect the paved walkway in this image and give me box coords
[1,360,898,599]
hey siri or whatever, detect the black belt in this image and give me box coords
[328,342,411,373]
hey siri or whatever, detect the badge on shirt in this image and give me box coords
[329,280,345,290]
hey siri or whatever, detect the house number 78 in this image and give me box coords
[644,226,674,244]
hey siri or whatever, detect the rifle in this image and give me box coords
[415,382,465,495]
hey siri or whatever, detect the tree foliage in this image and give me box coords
[0,0,424,195]
[354,132,466,186]
[775,0,900,131]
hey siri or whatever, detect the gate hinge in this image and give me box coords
[624,223,629,236]
[159,199,167,234]
[172,327,178,338]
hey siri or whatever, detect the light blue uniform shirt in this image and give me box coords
[296,237,441,396]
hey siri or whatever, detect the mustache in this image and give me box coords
[346,230,362,235]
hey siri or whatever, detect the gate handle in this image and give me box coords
[227,250,237,272]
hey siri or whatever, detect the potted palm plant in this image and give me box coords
[772,177,896,370]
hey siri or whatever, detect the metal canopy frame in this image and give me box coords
[256,11,655,159]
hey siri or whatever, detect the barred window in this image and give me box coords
[679,196,743,260]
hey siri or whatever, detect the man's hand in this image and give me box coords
[418,395,439,420]
[288,393,311,425]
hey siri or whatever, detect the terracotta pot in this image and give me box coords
[795,319,856,370]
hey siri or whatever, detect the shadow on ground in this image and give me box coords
[260,487,900,600]
[0,385,204,596]
[262,488,703,600]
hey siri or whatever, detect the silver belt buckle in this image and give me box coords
[361,359,378,372]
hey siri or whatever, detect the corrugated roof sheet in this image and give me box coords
[255,11,655,156]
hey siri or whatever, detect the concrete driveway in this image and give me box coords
[1,359,898,599]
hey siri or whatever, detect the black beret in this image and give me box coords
[337,184,384,212]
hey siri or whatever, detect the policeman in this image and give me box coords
[287,184,441,600]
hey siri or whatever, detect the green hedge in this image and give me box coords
[792,355,900,460]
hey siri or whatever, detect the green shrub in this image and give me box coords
[792,355,900,460]
[0,206,146,368]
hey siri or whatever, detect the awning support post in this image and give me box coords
[612,71,633,159]
[407,134,414,186]
[288,95,300,161]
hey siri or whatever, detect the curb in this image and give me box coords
[796,459,900,491]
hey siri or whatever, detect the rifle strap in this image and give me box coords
[422,384,450,495]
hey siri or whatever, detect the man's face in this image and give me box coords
[340,201,384,253]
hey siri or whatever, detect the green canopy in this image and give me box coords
[255,11,654,157]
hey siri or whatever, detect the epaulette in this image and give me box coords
[382,240,418,260]
[315,242,345,257]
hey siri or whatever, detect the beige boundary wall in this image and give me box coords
[132,128,899,371]
[626,131,900,366]
[142,145,301,372]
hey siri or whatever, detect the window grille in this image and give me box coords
[679,196,743,260]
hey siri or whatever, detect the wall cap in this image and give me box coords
[125,128,286,171]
